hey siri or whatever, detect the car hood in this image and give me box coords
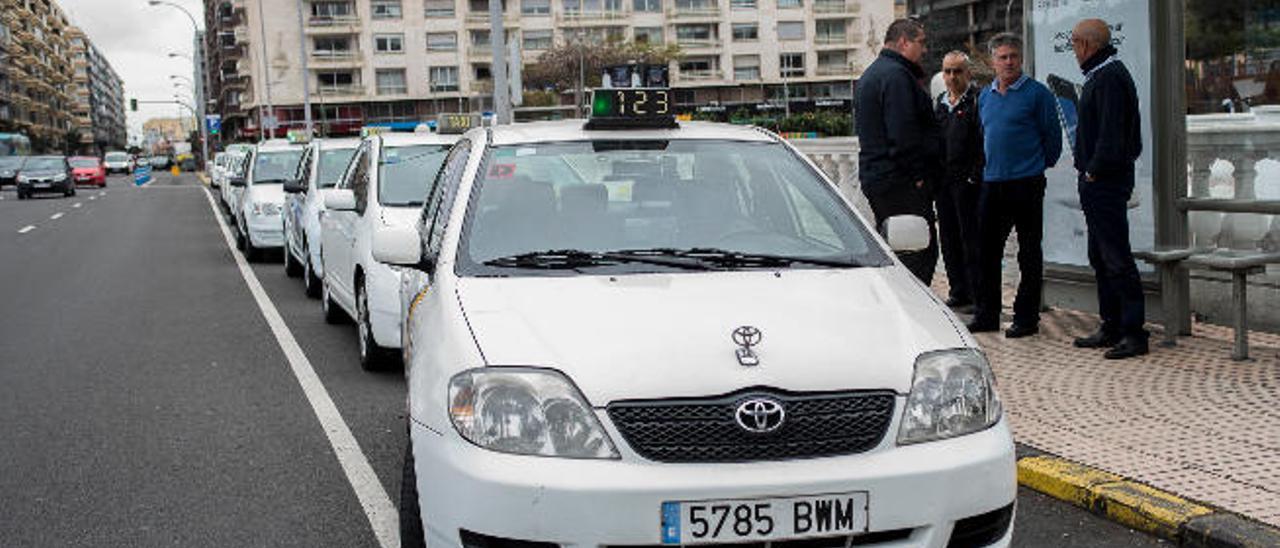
[379,206,419,229]
[20,170,65,178]
[248,184,285,204]
[456,268,966,404]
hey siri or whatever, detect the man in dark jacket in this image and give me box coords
[1070,18,1148,359]
[934,51,984,310]
[855,18,940,284]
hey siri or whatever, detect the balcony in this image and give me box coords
[667,5,719,20]
[316,83,364,97]
[464,12,521,28]
[556,9,629,25]
[467,46,492,59]
[815,34,861,47]
[675,37,721,50]
[676,68,719,82]
[310,50,363,68]
[305,15,360,34]
[813,0,859,15]
[815,64,853,76]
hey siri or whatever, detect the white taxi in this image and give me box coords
[283,137,360,297]
[218,145,252,211]
[377,86,1016,548]
[232,139,305,261]
[319,129,457,369]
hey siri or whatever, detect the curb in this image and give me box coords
[196,172,210,186]
[1017,455,1280,547]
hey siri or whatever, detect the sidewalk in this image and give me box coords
[931,263,1280,531]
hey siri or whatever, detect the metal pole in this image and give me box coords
[1152,0,1190,335]
[195,31,209,171]
[577,44,584,117]
[489,0,511,124]
[295,0,313,136]
[256,0,275,139]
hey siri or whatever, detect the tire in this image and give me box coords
[234,219,247,251]
[357,282,398,370]
[284,241,303,278]
[245,237,262,263]
[399,434,426,548]
[303,248,322,299]
[322,279,345,325]
[64,187,74,197]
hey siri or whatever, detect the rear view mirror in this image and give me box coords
[883,215,931,253]
[324,188,357,211]
[283,179,306,194]
[229,176,246,187]
[372,226,423,267]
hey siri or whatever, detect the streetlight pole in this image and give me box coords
[256,0,275,138]
[148,0,209,172]
[295,0,313,136]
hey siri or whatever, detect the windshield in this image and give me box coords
[69,158,99,169]
[105,152,128,162]
[0,156,24,169]
[379,144,449,206]
[253,150,303,184]
[23,157,65,171]
[318,147,358,188]
[459,139,888,275]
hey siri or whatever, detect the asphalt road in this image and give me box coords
[0,172,1166,547]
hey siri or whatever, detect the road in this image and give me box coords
[0,172,1166,547]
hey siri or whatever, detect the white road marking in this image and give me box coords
[199,187,398,548]
[50,212,64,220]
[18,225,35,234]
[98,190,106,196]
[73,202,82,208]
[89,196,97,201]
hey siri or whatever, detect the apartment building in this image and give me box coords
[68,27,127,155]
[906,0,1023,71]
[142,117,195,155]
[0,0,76,152]
[206,0,893,140]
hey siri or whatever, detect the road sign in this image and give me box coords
[206,115,222,136]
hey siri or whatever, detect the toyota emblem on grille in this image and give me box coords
[735,398,785,433]
[732,326,762,366]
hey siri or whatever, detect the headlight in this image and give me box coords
[252,202,282,216]
[52,173,67,181]
[897,348,1002,445]
[448,367,619,459]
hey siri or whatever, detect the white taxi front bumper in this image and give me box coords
[410,412,1015,548]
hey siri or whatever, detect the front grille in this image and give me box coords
[607,389,896,463]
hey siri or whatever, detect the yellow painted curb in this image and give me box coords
[1017,456,1213,542]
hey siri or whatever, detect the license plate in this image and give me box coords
[661,492,868,544]
[34,183,50,189]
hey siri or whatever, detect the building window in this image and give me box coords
[522,0,550,15]
[815,19,847,44]
[374,34,404,53]
[780,52,805,78]
[318,71,359,92]
[427,32,457,51]
[634,26,663,45]
[366,101,417,123]
[313,36,353,57]
[376,69,408,94]
[678,57,718,79]
[777,21,804,41]
[817,51,848,74]
[633,0,661,12]
[424,0,455,17]
[523,30,552,50]
[429,66,459,92]
[371,0,402,18]
[777,0,801,7]
[730,0,755,8]
[734,55,760,81]
[311,1,354,19]
[731,23,757,41]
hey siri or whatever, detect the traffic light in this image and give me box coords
[130,98,137,111]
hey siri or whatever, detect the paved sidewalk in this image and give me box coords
[932,270,1280,529]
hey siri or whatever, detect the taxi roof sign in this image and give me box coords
[437,113,480,135]
[585,87,678,130]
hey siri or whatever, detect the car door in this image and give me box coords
[325,141,369,311]
[401,138,472,358]
[286,145,313,256]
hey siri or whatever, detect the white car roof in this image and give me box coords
[378,132,460,147]
[257,140,305,152]
[485,119,779,147]
[315,137,362,150]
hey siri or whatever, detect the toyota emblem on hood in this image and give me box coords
[732,326,762,366]
[735,397,785,433]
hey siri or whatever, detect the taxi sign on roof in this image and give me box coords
[586,64,677,130]
[437,113,480,135]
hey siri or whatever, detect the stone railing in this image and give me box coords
[788,137,870,219]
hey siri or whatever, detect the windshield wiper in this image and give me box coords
[614,247,863,269]
[253,178,288,184]
[482,249,713,271]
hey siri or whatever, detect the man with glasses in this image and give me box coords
[854,18,941,284]
[934,51,984,312]
[970,32,1062,338]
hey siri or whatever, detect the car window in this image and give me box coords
[105,152,128,162]
[318,147,358,188]
[0,156,25,169]
[24,157,65,171]
[350,143,372,213]
[69,158,99,169]
[420,139,472,263]
[379,144,449,207]
[457,139,888,274]
[252,150,303,184]
[295,147,313,188]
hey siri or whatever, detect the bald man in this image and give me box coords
[1071,18,1147,359]
[934,51,984,310]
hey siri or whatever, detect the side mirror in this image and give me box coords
[372,226,423,266]
[324,188,357,211]
[283,179,306,194]
[883,215,931,253]
[229,175,246,187]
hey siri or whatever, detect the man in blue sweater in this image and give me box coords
[970,33,1062,338]
[1070,18,1148,359]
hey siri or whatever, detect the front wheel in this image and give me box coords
[399,434,426,548]
[322,279,345,325]
[303,248,321,299]
[284,240,303,278]
[357,283,398,370]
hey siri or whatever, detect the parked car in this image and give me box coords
[0,155,25,187]
[69,156,107,187]
[282,137,360,298]
[16,155,74,199]
[318,131,456,368]
[176,153,196,172]
[233,139,305,261]
[220,152,249,212]
[103,151,132,174]
[149,156,172,170]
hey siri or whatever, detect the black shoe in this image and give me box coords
[1074,330,1122,349]
[1004,323,1039,338]
[945,296,972,308]
[966,320,999,333]
[1105,337,1149,359]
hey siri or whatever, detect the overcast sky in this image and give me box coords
[58,0,205,141]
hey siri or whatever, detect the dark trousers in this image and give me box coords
[1079,174,1147,339]
[935,180,982,303]
[867,183,938,285]
[973,175,1045,327]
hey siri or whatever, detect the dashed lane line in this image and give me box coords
[89,196,96,201]
[199,186,398,548]
[50,212,64,220]
[73,202,82,208]
[18,225,35,234]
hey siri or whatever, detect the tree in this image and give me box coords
[523,39,683,93]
